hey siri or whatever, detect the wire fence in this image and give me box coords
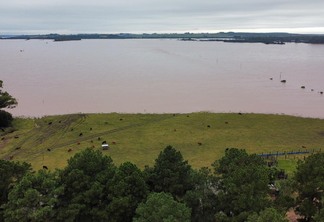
[257,148,322,159]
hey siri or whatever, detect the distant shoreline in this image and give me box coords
[2,31,324,44]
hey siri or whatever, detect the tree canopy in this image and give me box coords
[0,80,17,109]
[145,145,194,198]
[295,152,324,221]
[133,192,191,222]
[214,148,271,221]
[1,146,324,221]
[0,80,17,127]
[3,170,61,222]
[56,148,116,221]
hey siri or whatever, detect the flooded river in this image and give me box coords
[1,39,324,118]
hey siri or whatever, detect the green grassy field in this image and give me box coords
[1,112,323,171]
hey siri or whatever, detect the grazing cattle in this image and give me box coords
[90,140,93,143]
[71,128,74,131]
[238,112,243,115]
[79,133,83,136]
[112,141,116,145]
[68,148,72,152]
[120,118,123,121]
[198,142,202,146]
[47,148,51,152]
[77,142,80,145]
[59,121,62,123]
[14,136,19,139]
[174,129,177,132]
[173,114,176,116]
[207,125,211,128]
[15,147,21,150]
[43,166,48,170]
[48,122,53,125]
[302,145,306,149]
[98,137,101,140]
[225,122,229,124]
[90,127,93,131]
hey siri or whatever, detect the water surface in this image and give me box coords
[1,39,324,118]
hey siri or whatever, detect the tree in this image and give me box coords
[56,148,116,221]
[314,209,324,222]
[0,80,18,127]
[0,160,31,221]
[145,146,194,198]
[0,80,17,109]
[0,80,17,127]
[214,148,271,221]
[273,179,295,213]
[247,207,288,222]
[133,192,191,222]
[0,110,13,128]
[3,170,61,222]
[183,167,218,222]
[107,162,148,222]
[294,153,324,221]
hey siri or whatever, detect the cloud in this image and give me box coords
[1,0,324,34]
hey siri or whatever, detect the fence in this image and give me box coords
[257,148,322,159]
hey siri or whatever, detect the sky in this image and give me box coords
[1,0,324,35]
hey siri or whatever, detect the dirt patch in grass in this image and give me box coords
[317,131,324,136]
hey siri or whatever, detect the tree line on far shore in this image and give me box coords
[1,146,323,222]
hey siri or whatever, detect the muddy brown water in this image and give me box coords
[1,39,324,118]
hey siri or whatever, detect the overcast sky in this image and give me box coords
[1,0,324,35]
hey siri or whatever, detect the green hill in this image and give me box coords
[1,112,323,170]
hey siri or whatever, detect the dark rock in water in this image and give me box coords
[281,80,286,83]
[301,86,305,89]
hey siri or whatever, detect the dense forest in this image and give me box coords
[1,146,324,222]
[2,32,324,44]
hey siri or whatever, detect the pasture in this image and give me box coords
[1,112,323,171]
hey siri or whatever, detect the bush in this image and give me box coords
[0,110,13,127]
